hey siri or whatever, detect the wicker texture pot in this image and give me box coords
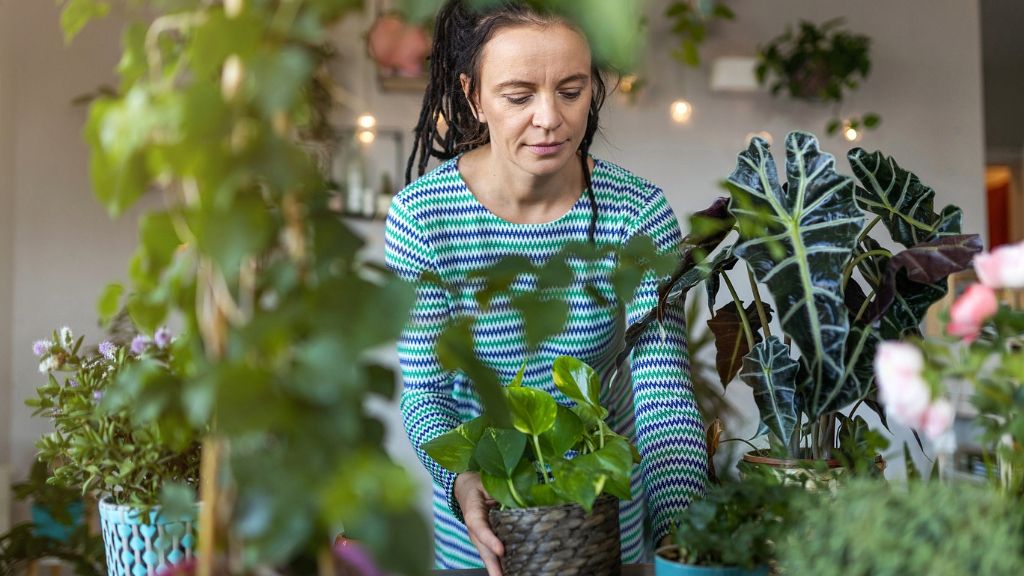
[488,493,621,576]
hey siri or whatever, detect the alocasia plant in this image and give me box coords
[421,356,640,512]
[622,131,981,460]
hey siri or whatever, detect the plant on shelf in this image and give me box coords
[423,356,640,576]
[654,476,804,575]
[875,239,1024,495]
[779,480,1024,576]
[666,0,735,67]
[623,131,981,473]
[28,326,202,574]
[756,19,880,137]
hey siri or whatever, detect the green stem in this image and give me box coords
[842,249,890,292]
[506,477,526,507]
[532,435,549,483]
[722,274,756,351]
[857,215,883,246]
[746,265,772,339]
[599,423,606,450]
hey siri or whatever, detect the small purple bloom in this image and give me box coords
[98,341,117,361]
[32,339,51,357]
[92,391,104,402]
[130,335,150,355]
[67,378,79,388]
[154,326,172,349]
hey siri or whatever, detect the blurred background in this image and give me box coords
[0,0,1021,531]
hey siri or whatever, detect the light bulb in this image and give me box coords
[843,126,860,142]
[670,99,693,123]
[744,131,774,146]
[356,113,377,130]
[357,129,376,144]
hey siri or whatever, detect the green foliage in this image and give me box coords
[422,357,640,512]
[26,327,202,509]
[780,481,1024,576]
[665,0,735,67]
[0,523,106,576]
[756,19,880,136]
[12,460,82,524]
[663,477,804,568]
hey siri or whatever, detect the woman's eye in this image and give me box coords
[504,95,531,105]
[560,91,582,101]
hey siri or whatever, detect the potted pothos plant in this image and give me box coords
[422,356,640,576]
[654,476,803,576]
[28,327,202,575]
[624,131,981,478]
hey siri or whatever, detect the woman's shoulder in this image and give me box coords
[393,157,464,210]
[592,157,665,206]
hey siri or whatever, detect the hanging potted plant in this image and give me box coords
[623,130,981,481]
[422,356,640,576]
[654,477,803,576]
[28,327,202,575]
[756,19,880,137]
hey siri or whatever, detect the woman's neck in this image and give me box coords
[459,144,586,224]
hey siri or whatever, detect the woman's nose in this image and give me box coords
[532,96,563,130]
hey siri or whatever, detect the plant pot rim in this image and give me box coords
[741,449,843,469]
[488,492,618,518]
[653,553,768,574]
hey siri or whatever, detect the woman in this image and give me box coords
[384,1,707,572]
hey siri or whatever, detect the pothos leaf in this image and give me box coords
[474,428,527,479]
[506,387,558,436]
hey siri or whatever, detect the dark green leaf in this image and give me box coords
[475,428,527,478]
[506,387,558,436]
[848,147,941,247]
[538,405,585,458]
[421,430,476,474]
[739,337,800,447]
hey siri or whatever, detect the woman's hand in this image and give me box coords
[454,472,504,576]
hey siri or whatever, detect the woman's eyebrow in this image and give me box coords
[493,73,591,92]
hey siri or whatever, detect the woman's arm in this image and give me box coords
[623,186,709,543]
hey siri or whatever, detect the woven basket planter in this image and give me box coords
[489,493,621,576]
[98,498,198,576]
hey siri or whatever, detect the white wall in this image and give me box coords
[2,0,986,515]
[1,0,16,530]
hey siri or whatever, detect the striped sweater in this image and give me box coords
[384,156,707,569]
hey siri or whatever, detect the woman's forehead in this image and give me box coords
[477,23,592,85]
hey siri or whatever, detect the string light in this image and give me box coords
[670,99,693,124]
[357,129,376,144]
[843,125,860,142]
[356,113,377,130]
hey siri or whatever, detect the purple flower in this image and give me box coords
[130,335,151,355]
[92,391,103,402]
[154,326,172,349]
[32,339,51,357]
[334,541,384,576]
[98,341,117,361]
[67,378,79,388]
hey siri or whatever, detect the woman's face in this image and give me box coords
[466,23,593,179]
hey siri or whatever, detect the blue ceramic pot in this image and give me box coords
[97,498,198,576]
[655,554,769,576]
[30,500,84,543]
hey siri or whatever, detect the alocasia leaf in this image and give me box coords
[888,234,982,285]
[727,132,863,419]
[739,336,800,447]
[848,147,941,248]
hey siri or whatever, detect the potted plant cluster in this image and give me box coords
[779,479,1024,575]
[28,326,202,575]
[422,356,640,576]
[756,19,880,137]
[654,476,803,576]
[623,130,980,481]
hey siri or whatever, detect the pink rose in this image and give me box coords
[920,398,955,439]
[874,342,930,425]
[974,240,1024,289]
[947,284,998,342]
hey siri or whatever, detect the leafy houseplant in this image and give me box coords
[422,356,640,576]
[666,0,735,68]
[779,480,1024,576]
[14,459,85,542]
[625,131,981,467]
[756,19,880,137]
[28,327,202,574]
[655,477,803,575]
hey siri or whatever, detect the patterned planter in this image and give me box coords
[742,450,885,490]
[98,498,197,576]
[488,493,621,576]
[654,555,769,576]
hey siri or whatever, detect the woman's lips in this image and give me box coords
[526,141,565,156]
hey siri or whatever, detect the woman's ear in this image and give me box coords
[460,73,485,124]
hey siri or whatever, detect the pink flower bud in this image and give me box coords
[921,399,955,439]
[974,240,1024,289]
[874,343,931,426]
[947,284,998,342]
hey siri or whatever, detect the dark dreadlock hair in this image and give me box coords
[405,0,608,242]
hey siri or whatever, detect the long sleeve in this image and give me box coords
[623,186,709,542]
[384,195,463,519]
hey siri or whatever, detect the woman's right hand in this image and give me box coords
[454,472,504,576]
